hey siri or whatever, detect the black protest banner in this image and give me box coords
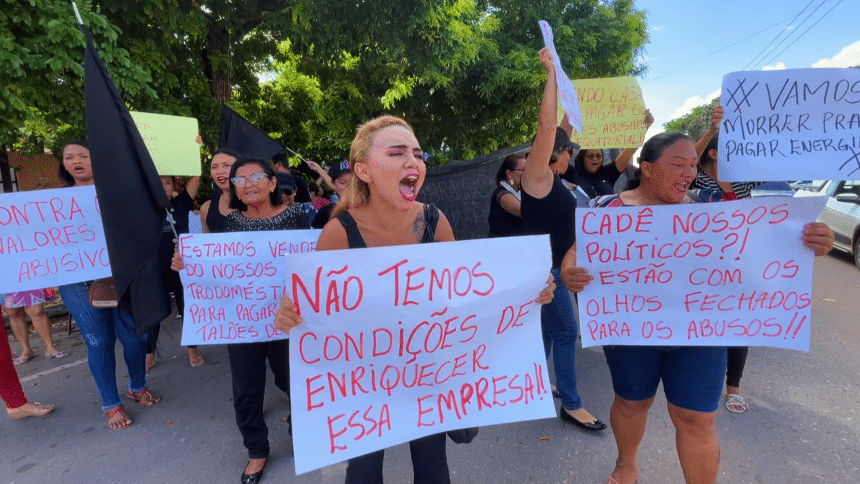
[417,144,529,240]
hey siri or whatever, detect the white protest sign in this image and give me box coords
[719,68,860,181]
[289,236,556,474]
[539,20,583,133]
[0,185,111,292]
[576,196,827,351]
[176,229,321,345]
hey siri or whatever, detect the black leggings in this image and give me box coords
[344,433,450,484]
[227,340,290,459]
[725,346,749,389]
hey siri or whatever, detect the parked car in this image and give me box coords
[794,180,860,269]
[750,181,794,198]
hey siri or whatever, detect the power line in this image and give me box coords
[751,0,830,70]
[741,0,816,71]
[647,16,793,82]
[760,0,844,68]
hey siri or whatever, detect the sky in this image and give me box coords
[632,0,859,145]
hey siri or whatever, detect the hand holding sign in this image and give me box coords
[802,221,835,256]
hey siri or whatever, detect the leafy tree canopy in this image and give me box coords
[3,0,649,166]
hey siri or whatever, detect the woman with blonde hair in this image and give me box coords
[275,115,555,483]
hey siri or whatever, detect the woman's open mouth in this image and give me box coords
[399,175,419,201]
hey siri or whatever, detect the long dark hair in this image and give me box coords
[626,132,692,190]
[227,157,283,210]
[699,133,719,169]
[57,140,89,187]
[494,154,526,186]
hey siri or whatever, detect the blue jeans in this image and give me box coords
[541,267,582,411]
[59,282,148,411]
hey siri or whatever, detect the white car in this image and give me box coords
[794,180,860,269]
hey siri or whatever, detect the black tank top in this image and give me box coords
[334,204,440,248]
[520,175,576,267]
[205,191,229,234]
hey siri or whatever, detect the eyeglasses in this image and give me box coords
[585,152,604,160]
[283,189,294,196]
[230,172,269,186]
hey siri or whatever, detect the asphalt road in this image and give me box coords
[2,253,858,483]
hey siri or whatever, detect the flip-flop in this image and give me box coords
[190,355,205,367]
[8,402,54,420]
[46,351,69,359]
[725,393,749,413]
[13,354,35,365]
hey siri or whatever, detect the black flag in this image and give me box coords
[84,27,172,337]
[218,105,285,160]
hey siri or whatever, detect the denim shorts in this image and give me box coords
[603,345,727,413]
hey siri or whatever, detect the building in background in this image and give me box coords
[0,150,63,193]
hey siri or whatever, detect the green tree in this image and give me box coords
[664,97,720,141]
[3,0,650,168]
[0,0,154,151]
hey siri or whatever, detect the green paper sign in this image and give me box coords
[130,111,201,176]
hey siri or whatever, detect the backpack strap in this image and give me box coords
[334,211,368,248]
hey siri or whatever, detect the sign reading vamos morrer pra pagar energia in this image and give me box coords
[718,68,860,181]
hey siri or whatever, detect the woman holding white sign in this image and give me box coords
[56,140,160,431]
[560,131,834,484]
[173,156,309,484]
[273,115,557,483]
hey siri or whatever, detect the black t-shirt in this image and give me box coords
[160,190,195,261]
[487,185,522,238]
[293,176,311,203]
[561,162,622,199]
[162,190,194,235]
[521,175,576,267]
[206,190,229,234]
[311,202,336,229]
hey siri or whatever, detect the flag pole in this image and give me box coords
[71,2,84,25]
[284,146,310,164]
[72,1,178,240]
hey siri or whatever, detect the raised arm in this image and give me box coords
[305,160,335,192]
[185,176,200,200]
[520,47,559,198]
[694,105,723,157]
